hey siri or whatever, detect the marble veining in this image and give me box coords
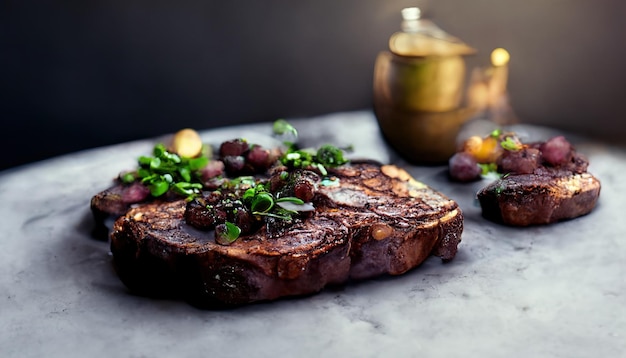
[0,111,624,358]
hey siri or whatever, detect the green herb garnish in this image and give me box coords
[273,119,298,137]
[209,120,348,241]
[316,144,348,168]
[501,137,522,151]
[479,162,502,180]
[120,172,136,184]
[129,143,209,198]
[273,119,349,175]
[479,163,498,176]
[251,211,293,221]
[276,197,305,205]
[251,192,274,213]
[239,180,313,226]
[280,143,348,175]
[215,222,241,245]
[223,176,256,191]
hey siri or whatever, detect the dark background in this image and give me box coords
[2,0,625,170]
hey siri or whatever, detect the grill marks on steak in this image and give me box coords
[318,164,462,277]
[108,162,463,307]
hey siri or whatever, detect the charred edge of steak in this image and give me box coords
[346,208,463,280]
[477,172,601,226]
[90,186,132,241]
[110,200,353,307]
[111,203,462,307]
[91,182,182,240]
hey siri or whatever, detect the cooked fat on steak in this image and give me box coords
[105,162,463,307]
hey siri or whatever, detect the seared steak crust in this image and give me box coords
[477,171,601,226]
[107,162,463,307]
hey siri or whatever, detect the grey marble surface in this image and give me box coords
[1,111,624,358]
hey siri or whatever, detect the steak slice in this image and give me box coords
[108,162,463,307]
[477,171,601,226]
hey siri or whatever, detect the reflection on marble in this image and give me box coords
[0,111,624,358]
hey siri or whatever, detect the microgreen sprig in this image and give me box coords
[501,136,522,151]
[241,183,311,223]
[127,143,209,198]
[490,128,503,138]
[280,143,348,176]
[215,222,241,245]
[272,119,349,176]
[273,119,298,137]
[479,162,506,181]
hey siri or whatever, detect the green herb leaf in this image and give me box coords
[172,182,202,196]
[252,212,292,221]
[251,192,274,213]
[188,156,209,171]
[137,168,151,178]
[153,143,166,157]
[273,119,298,137]
[179,167,191,182]
[215,222,241,245]
[150,157,162,170]
[149,180,170,197]
[275,197,305,205]
[138,156,152,166]
[479,163,498,176]
[121,172,136,184]
[242,187,256,203]
[479,163,502,180]
[490,129,502,138]
[501,137,522,151]
[315,163,328,176]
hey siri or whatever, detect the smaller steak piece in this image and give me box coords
[477,172,601,226]
[477,135,601,227]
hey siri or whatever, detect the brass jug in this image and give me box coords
[374,7,476,164]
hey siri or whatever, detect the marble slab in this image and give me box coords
[1,111,624,358]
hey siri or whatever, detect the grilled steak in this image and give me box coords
[476,142,601,226]
[477,172,600,226]
[107,162,463,307]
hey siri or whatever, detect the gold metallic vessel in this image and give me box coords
[374,7,475,164]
